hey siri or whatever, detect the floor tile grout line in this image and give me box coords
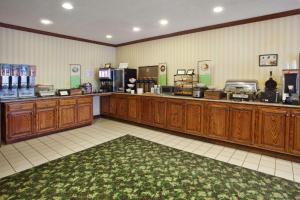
[36,138,65,157]
[11,144,36,168]
[0,150,16,173]
[48,134,84,152]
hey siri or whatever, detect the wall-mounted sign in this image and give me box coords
[159,63,167,86]
[70,64,81,88]
[259,54,278,67]
[198,60,212,86]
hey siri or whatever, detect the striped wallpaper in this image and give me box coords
[116,15,300,89]
[0,28,116,89]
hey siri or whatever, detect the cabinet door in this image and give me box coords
[100,96,110,115]
[36,108,57,134]
[229,105,255,145]
[77,103,93,124]
[7,110,34,141]
[127,96,140,122]
[109,96,117,116]
[258,107,289,152]
[140,97,153,125]
[117,97,128,119]
[59,105,77,129]
[166,99,185,132]
[289,110,300,155]
[185,101,203,135]
[205,103,229,140]
[152,98,166,128]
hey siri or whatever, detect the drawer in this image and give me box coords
[7,102,34,112]
[59,98,76,106]
[77,97,92,104]
[36,100,57,109]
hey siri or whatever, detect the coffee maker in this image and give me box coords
[18,65,36,98]
[99,68,113,92]
[282,69,300,105]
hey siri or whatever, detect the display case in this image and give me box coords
[174,74,197,96]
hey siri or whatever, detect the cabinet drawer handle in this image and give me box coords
[286,114,290,117]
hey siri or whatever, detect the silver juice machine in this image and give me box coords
[282,69,300,105]
[0,64,18,99]
[18,65,36,98]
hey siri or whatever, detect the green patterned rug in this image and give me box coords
[1,135,300,200]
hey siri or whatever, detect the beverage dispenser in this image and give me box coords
[282,69,300,105]
[18,64,35,98]
[0,64,12,98]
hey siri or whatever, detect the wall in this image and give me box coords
[0,28,116,89]
[117,15,300,89]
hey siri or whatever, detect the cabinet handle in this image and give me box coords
[291,114,295,117]
[286,114,290,117]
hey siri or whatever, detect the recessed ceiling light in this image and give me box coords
[213,6,224,13]
[159,19,169,26]
[133,27,141,32]
[62,2,74,10]
[40,19,53,25]
[106,35,112,39]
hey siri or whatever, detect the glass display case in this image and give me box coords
[174,74,197,96]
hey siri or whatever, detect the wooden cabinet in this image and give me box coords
[229,105,255,145]
[127,96,140,122]
[109,96,117,115]
[289,110,300,155]
[59,105,77,129]
[77,97,93,125]
[140,97,153,125]
[36,100,57,134]
[116,97,128,119]
[152,98,167,128]
[204,103,229,140]
[185,101,203,135]
[5,102,35,142]
[166,99,185,132]
[100,96,110,115]
[258,107,289,152]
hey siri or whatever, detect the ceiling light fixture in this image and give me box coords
[106,35,112,39]
[213,6,224,13]
[62,2,74,10]
[133,27,141,32]
[159,19,169,26]
[40,19,53,25]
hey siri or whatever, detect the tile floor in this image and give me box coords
[0,118,300,183]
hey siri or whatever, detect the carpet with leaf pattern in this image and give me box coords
[0,135,300,199]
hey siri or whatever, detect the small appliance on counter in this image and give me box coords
[224,80,259,101]
[193,83,208,98]
[82,82,93,94]
[282,69,300,105]
[0,64,18,99]
[99,67,114,92]
[113,68,137,92]
[204,89,225,100]
[259,71,280,103]
[161,86,175,95]
[36,85,55,97]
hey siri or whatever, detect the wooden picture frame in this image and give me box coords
[259,54,278,67]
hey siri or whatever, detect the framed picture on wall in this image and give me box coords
[70,64,81,88]
[259,54,278,67]
[158,63,167,86]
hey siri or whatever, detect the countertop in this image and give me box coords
[114,92,300,109]
[0,92,113,103]
[1,92,300,109]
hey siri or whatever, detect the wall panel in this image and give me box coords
[117,15,300,89]
[0,28,116,89]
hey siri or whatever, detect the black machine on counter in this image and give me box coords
[224,80,259,101]
[99,67,114,92]
[0,64,36,99]
[259,71,281,103]
[112,68,137,93]
[282,69,300,105]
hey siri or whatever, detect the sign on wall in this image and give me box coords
[158,63,167,86]
[70,64,81,88]
[198,60,212,86]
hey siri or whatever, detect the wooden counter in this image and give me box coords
[100,93,300,157]
[1,95,93,143]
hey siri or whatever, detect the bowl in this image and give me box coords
[126,88,131,93]
[129,78,136,83]
[127,84,135,88]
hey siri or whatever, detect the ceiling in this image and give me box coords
[0,0,300,45]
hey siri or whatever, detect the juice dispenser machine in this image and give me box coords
[18,65,36,98]
[282,69,300,105]
[0,64,18,99]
